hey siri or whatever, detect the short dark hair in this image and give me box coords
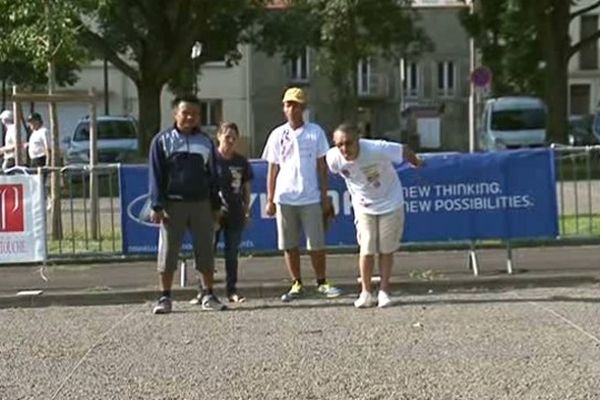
[335,122,360,139]
[217,121,239,136]
[27,112,43,123]
[171,94,201,109]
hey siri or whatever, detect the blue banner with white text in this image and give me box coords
[119,148,558,254]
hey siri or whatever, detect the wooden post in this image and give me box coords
[11,86,23,166]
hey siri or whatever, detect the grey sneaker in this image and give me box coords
[152,296,172,314]
[316,281,343,298]
[201,294,227,311]
[281,281,304,302]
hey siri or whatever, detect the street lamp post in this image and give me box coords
[191,42,203,96]
[467,0,476,153]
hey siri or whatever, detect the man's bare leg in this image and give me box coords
[309,249,326,280]
[359,254,375,293]
[159,271,174,292]
[378,253,394,293]
[284,248,301,280]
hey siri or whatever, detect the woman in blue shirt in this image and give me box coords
[214,122,254,302]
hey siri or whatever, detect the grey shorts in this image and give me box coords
[276,203,325,251]
[355,208,405,256]
[157,200,215,273]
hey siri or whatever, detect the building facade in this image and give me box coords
[39,5,472,157]
[568,0,600,116]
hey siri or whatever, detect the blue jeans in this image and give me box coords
[215,222,243,296]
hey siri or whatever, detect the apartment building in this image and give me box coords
[46,3,471,156]
[569,0,600,116]
[250,6,471,154]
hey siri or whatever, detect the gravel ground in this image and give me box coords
[1,286,599,400]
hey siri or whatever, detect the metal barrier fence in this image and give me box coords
[552,144,600,239]
[3,164,122,259]
[6,147,597,260]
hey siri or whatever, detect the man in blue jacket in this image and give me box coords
[148,95,224,314]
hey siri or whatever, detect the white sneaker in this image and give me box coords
[354,291,375,308]
[377,290,393,308]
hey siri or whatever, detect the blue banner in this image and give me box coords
[119,148,558,254]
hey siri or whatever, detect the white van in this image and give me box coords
[479,96,547,151]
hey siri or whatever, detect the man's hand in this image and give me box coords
[413,157,425,168]
[322,196,335,231]
[265,201,276,217]
[213,209,223,223]
[150,209,169,224]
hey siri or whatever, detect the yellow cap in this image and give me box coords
[282,87,306,104]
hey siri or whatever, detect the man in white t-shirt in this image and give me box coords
[0,110,19,171]
[26,112,50,168]
[261,87,341,302]
[327,123,423,308]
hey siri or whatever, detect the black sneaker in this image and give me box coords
[201,294,227,311]
[227,293,246,303]
[152,296,172,315]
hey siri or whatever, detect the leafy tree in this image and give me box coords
[78,0,263,153]
[0,0,94,239]
[254,0,431,121]
[462,0,600,144]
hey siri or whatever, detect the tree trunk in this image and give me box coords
[136,82,163,157]
[539,0,569,145]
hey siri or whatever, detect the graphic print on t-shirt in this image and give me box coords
[279,129,295,162]
[360,164,381,188]
[229,166,243,194]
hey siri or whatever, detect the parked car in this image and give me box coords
[591,111,600,144]
[64,115,139,164]
[568,115,598,146]
[479,96,547,151]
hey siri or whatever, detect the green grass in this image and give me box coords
[47,230,122,255]
[43,213,598,257]
[559,214,600,236]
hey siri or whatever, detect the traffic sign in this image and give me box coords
[471,66,492,88]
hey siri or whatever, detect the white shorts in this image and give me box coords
[355,208,404,256]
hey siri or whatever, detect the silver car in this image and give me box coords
[479,96,547,151]
[64,115,139,164]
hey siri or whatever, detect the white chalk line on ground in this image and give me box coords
[49,305,140,400]
[511,292,600,346]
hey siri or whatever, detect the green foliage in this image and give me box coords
[0,0,92,88]
[253,0,431,119]
[459,0,543,97]
[75,0,264,152]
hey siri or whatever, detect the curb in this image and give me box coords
[24,238,600,267]
[1,273,598,309]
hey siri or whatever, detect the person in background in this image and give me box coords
[25,112,50,169]
[326,123,423,308]
[0,110,18,171]
[211,122,254,303]
[148,94,225,314]
[261,87,341,302]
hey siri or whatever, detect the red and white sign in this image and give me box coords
[0,175,46,263]
[471,66,493,87]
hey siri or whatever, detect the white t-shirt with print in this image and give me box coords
[327,139,405,215]
[261,121,330,205]
[28,126,50,159]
